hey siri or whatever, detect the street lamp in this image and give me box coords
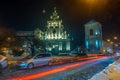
[114,36,118,40]
[7,37,11,41]
[107,39,110,42]
[115,44,118,47]
[110,41,113,45]
[86,0,96,3]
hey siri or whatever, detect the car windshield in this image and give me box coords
[34,54,51,59]
[21,55,33,60]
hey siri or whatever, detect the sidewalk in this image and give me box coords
[89,58,120,80]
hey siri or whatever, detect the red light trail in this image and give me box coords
[11,57,109,80]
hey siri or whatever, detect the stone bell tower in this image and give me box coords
[85,20,103,54]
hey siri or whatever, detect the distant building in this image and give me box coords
[34,28,44,40]
[84,20,103,54]
[16,31,34,54]
[34,8,70,54]
[17,31,34,37]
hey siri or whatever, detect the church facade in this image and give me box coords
[84,20,103,54]
[34,8,70,54]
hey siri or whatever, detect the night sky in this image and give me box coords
[0,0,120,39]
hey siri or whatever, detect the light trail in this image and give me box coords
[11,56,110,80]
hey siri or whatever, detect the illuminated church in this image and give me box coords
[85,20,103,54]
[34,8,70,53]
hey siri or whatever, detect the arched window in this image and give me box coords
[90,29,93,35]
[53,29,56,34]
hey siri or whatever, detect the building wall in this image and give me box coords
[16,31,34,54]
[85,20,103,54]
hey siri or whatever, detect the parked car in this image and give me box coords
[0,55,8,69]
[16,53,52,69]
[69,51,78,56]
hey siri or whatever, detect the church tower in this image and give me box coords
[45,8,68,40]
[44,7,70,54]
[85,20,103,54]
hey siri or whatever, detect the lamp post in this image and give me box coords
[107,39,110,42]
[106,36,119,54]
[114,36,118,40]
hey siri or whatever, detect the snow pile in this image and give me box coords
[89,59,120,80]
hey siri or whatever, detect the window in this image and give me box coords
[35,54,51,59]
[90,29,93,35]
[44,54,51,57]
[35,55,43,59]
[53,29,56,34]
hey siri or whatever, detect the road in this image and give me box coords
[0,56,119,80]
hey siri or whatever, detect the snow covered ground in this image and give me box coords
[89,58,120,80]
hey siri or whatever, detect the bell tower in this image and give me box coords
[85,20,103,54]
[44,7,70,54]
